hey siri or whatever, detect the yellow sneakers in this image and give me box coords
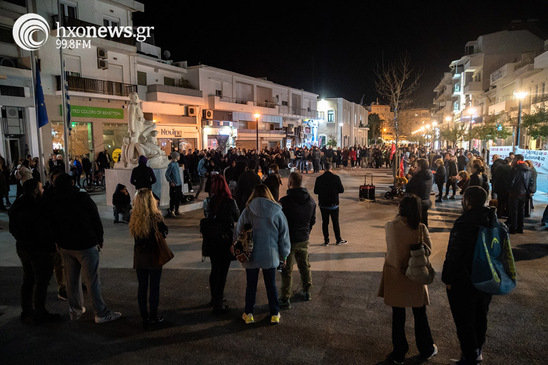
[270,313,281,324]
[242,313,254,324]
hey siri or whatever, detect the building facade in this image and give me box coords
[317,98,368,148]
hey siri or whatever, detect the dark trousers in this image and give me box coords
[436,182,444,199]
[113,204,131,222]
[542,204,548,225]
[446,180,457,196]
[391,306,435,362]
[421,202,430,228]
[496,192,509,218]
[508,194,526,232]
[17,250,54,316]
[209,255,231,309]
[136,268,162,321]
[447,285,492,363]
[245,268,279,316]
[320,207,341,243]
[169,185,182,212]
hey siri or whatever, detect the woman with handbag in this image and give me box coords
[234,184,290,325]
[378,194,438,365]
[202,175,239,314]
[129,188,169,330]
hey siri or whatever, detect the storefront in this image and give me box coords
[156,124,199,155]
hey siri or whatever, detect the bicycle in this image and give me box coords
[83,168,105,192]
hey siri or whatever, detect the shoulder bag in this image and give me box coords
[405,224,435,285]
[153,219,174,266]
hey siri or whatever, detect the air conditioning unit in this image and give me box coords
[6,106,19,118]
[97,59,108,69]
[187,106,197,116]
[203,109,213,119]
[97,48,108,59]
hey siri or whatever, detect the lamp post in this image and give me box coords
[467,107,476,151]
[254,113,260,151]
[513,91,527,152]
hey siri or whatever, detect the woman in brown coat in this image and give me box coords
[129,188,168,330]
[378,194,437,365]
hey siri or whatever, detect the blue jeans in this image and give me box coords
[245,268,279,315]
[60,246,109,317]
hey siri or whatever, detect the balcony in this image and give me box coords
[56,75,137,97]
[463,81,482,94]
[51,15,136,47]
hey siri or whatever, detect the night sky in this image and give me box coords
[133,1,548,108]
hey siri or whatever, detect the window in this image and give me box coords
[327,110,334,123]
[215,89,222,97]
[103,17,119,27]
[60,1,77,18]
[0,26,14,44]
[137,71,147,86]
[164,77,175,86]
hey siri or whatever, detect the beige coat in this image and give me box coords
[378,216,432,307]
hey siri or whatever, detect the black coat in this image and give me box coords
[235,170,261,212]
[509,163,534,196]
[314,171,344,207]
[9,194,55,252]
[131,164,157,189]
[406,169,433,202]
[203,197,239,259]
[280,187,316,243]
[263,173,282,201]
[46,189,104,250]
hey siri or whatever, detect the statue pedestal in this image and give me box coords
[105,167,188,208]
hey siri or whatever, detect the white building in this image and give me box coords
[317,98,368,148]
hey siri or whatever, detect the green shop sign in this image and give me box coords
[60,105,124,119]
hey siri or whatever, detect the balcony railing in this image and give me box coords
[51,15,136,46]
[56,75,137,97]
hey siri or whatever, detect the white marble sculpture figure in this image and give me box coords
[115,92,168,169]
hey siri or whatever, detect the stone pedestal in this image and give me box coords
[105,167,188,208]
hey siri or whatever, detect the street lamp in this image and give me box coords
[254,113,261,151]
[513,91,528,152]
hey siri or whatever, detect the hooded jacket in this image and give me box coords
[279,187,316,243]
[234,197,290,269]
[442,206,498,287]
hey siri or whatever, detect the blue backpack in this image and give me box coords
[471,217,517,295]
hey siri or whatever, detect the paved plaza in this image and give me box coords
[0,167,547,364]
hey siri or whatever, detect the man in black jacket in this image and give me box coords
[46,173,121,324]
[234,159,261,213]
[406,158,434,227]
[9,179,60,324]
[130,155,157,190]
[442,186,494,365]
[314,163,346,245]
[507,154,534,234]
[279,172,316,308]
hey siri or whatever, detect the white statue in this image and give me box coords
[115,92,169,169]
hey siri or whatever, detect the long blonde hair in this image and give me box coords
[246,184,276,207]
[129,188,161,238]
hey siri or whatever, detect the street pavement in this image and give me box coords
[0,167,547,364]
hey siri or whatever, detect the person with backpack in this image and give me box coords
[442,186,495,364]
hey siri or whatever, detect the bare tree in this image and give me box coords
[374,53,422,178]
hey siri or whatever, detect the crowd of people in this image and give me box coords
[2,142,547,365]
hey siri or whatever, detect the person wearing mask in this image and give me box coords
[314,163,346,246]
[405,158,433,227]
[130,155,157,190]
[202,175,239,314]
[378,194,437,365]
[9,179,61,324]
[234,184,290,325]
[442,186,496,364]
[279,172,316,308]
[45,173,121,324]
[263,164,283,201]
[129,188,168,330]
[165,151,183,217]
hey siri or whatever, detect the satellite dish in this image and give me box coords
[163,50,171,59]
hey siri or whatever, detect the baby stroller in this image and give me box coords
[384,177,407,200]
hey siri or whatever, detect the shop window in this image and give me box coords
[51,121,93,158]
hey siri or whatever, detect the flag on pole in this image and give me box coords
[35,60,49,128]
[63,66,72,135]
